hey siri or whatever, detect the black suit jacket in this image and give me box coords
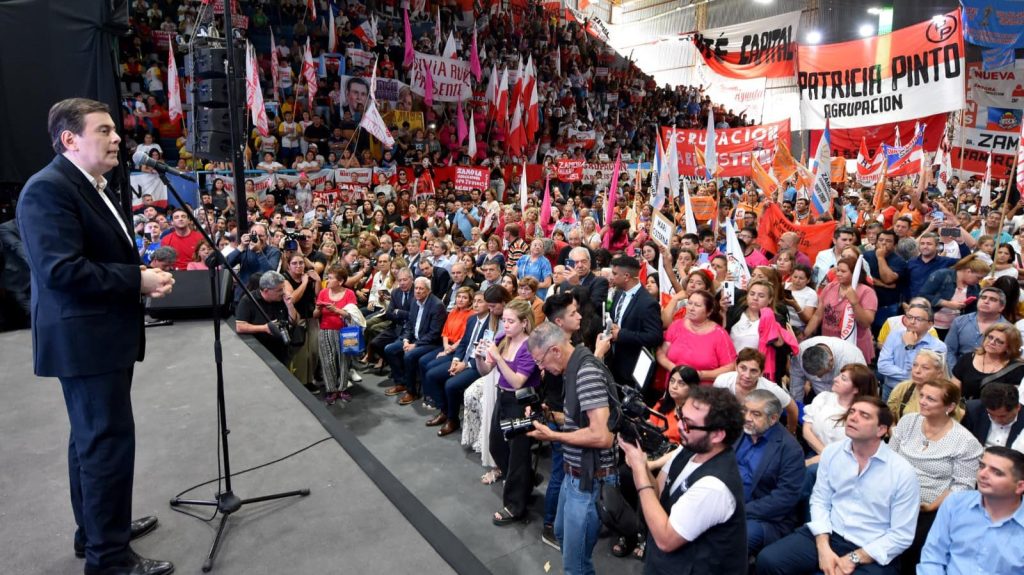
[17,155,144,377]
[559,272,610,314]
[382,286,413,336]
[962,399,1024,447]
[742,423,805,535]
[442,277,479,308]
[401,294,447,345]
[428,267,453,301]
[607,286,663,387]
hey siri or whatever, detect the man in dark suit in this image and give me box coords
[559,246,609,313]
[441,262,478,310]
[962,383,1024,448]
[736,390,805,555]
[418,258,452,301]
[604,255,663,401]
[17,98,175,575]
[368,267,413,372]
[384,276,447,405]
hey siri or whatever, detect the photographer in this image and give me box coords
[619,387,747,575]
[235,271,299,364]
[527,322,617,575]
[226,223,281,305]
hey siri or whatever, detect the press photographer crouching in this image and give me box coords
[619,386,747,575]
[527,322,618,575]
[235,271,298,364]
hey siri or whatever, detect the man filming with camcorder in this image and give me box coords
[527,321,617,575]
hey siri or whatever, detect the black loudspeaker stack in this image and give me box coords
[184,42,245,162]
[147,269,233,319]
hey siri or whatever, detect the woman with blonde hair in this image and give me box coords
[478,299,541,525]
[951,322,1024,400]
[920,253,990,339]
[515,277,546,326]
[887,349,962,423]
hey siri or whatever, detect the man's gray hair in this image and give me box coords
[569,246,591,262]
[527,321,568,353]
[150,246,177,264]
[745,389,782,421]
[980,286,1007,307]
[802,344,834,377]
[395,267,413,278]
[414,276,431,290]
[259,270,286,290]
[896,237,918,261]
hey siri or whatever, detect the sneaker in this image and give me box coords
[349,370,363,383]
[541,524,560,551]
[339,391,353,402]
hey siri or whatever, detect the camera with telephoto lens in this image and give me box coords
[610,383,672,458]
[282,221,302,252]
[499,387,544,440]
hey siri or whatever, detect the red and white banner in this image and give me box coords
[410,52,471,103]
[661,119,791,178]
[556,159,585,182]
[797,10,965,130]
[333,168,374,196]
[449,166,489,192]
[693,11,801,80]
[562,128,597,150]
[809,114,946,160]
[955,62,1023,177]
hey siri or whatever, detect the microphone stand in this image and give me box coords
[156,172,309,572]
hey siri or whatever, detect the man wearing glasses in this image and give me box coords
[877,301,947,400]
[226,222,282,305]
[558,246,608,313]
[619,386,747,575]
[944,287,1009,371]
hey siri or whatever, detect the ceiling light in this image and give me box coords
[867,7,882,15]
[753,0,773,4]
[805,30,822,44]
[859,24,875,37]
[931,15,946,25]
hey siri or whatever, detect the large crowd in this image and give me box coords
[102,1,1024,574]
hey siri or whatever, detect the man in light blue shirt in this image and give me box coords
[943,287,1009,371]
[877,301,947,399]
[756,397,919,575]
[918,446,1024,575]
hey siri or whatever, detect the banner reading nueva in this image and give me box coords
[410,52,471,102]
[661,120,791,178]
[693,11,801,79]
[797,10,965,130]
[954,62,1024,177]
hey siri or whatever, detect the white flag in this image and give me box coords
[724,219,750,289]
[359,59,394,147]
[982,152,993,208]
[840,256,864,344]
[442,30,457,59]
[467,110,477,158]
[519,162,528,213]
[682,183,698,235]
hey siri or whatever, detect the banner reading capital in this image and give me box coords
[797,10,965,130]
[661,120,791,178]
[693,11,801,79]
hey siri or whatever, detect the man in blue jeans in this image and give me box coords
[528,322,617,575]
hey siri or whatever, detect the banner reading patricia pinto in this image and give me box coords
[797,10,965,130]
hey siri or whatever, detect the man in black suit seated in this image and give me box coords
[962,383,1024,448]
[17,98,175,575]
[384,276,447,406]
[368,267,414,373]
[441,261,478,311]
[604,255,663,402]
[418,258,452,301]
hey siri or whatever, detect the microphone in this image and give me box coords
[138,156,197,182]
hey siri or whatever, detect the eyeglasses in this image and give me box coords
[904,315,930,323]
[674,409,715,432]
[533,346,554,367]
[985,334,1007,345]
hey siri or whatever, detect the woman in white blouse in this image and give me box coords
[802,363,878,466]
[889,377,983,573]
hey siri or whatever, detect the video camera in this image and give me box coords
[610,383,672,458]
[282,220,302,251]
[499,387,544,440]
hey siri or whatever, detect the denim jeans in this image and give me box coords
[543,422,565,527]
[555,472,618,575]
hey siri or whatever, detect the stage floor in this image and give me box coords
[0,321,644,574]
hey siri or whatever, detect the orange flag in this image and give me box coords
[751,156,779,198]
[873,162,889,212]
[772,139,798,185]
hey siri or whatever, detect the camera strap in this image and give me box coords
[564,347,622,491]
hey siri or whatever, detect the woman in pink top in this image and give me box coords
[315,265,357,404]
[655,289,737,386]
[806,256,878,362]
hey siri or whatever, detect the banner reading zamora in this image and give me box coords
[797,10,965,130]
[693,11,801,79]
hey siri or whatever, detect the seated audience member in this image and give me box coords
[725,279,794,383]
[655,289,736,385]
[920,254,990,340]
[789,336,867,403]
[651,365,701,446]
[418,257,452,301]
[367,267,413,373]
[417,286,474,401]
[918,446,1024,575]
[756,397,919,575]
[234,271,298,364]
[422,291,489,436]
[803,364,878,465]
[148,245,177,272]
[889,378,984,572]
[515,276,546,327]
[886,350,963,424]
[942,286,1009,370]
[737,390,805,556]
[460,286,513,461]
[962,383,1024,448]
[620,387,748,575]
[951,323,1024,401]
[186,240,214,270]
[441,262,478,311]
[874,297,939,350]
[713,348,799,433]
[383,276,446,405]
[876,299,946,399]
[160,208,203,270]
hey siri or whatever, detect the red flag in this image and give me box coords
[328,7,337,52]
[269,28,280,101]
[306,0,316,21]
[540,176,553,236]
[507,103,524,157]
[167,44,182,122]
[606,151,622,225]
[509,60,524,114]
[524,57,538,141]
[470,28,482,83]
[403,8,415,67]
[302,38,317,109]
[424,60,434,107]
[245,43,269,136]
[495,68,509,133]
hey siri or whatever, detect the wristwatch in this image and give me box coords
[848,551,862,565]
